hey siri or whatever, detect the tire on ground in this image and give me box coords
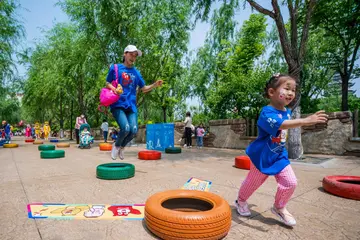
[138,150,161,160]
[96,163,135,180]
[40,150,65,159]
[57,143,70,148]
[33,140,43,145]
[165,147,182,154]
[99,143,112,151]
[3,143,19,148]
[145,189,232,240]
[235,156,250,170]
[38,145,55,151]
[322,175,360,200]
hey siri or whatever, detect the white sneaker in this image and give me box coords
[235,200,251,216]
[111,143,119,160]
[118,147,124,160]
[183,144,187,147]
[271,206,296,226]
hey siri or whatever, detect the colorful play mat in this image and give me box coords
[28,177,212,220]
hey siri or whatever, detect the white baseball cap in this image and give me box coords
[124,45,142,56]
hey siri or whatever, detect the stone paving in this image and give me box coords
[0,137,359,240]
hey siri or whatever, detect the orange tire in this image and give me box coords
[57,142,70,148]
[25,139,34,143]
[145,189,231,240]
[323,175,360,200]
[99,143,112,151]
[235,156,250,170]
[138,150,161,160]
[33,140,43,145]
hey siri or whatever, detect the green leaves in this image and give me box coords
[0,0,24,123]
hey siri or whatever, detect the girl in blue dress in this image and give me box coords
[235,73,328,226]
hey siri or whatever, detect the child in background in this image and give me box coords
[235,73,328,227]
[196,123,205,149]
[111,129,118,141]
[80,127,93,145]
[2,120,11,143]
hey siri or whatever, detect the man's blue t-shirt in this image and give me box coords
[106,64,146,113]
[246,106,292,175]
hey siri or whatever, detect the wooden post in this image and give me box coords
[251,119,255,136]
[354,109,359,137]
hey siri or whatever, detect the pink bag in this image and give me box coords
[99,64,120,107]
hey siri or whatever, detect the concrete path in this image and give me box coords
[0,137,359,240]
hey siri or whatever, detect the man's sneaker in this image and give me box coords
[118,147,124,160]
[271,206,296,226]
[235,200,251,217]
[111,143,119,160]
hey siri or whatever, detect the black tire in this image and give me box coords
[40,150,65,159]
[96,163,135,180]
[38,145,56,151]
[165,147,182,154]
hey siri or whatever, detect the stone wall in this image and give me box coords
[301,111,352,155]
[61,111,356,155]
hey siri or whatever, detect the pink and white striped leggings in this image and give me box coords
[238,163,297,209]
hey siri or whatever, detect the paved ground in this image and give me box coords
[1,137,360,240]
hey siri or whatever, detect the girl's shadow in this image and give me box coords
[231,204,294,231]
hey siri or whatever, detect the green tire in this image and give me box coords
[165,147,182,154]
[40,150,65,159]
[96,163,135,180]
[38,145,56,151]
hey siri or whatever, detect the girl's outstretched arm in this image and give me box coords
[280,110,328,130]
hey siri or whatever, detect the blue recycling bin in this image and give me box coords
[146,123,174,151]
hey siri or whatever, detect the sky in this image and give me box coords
[15,0,360,105]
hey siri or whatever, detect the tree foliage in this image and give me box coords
[0,0,24,124]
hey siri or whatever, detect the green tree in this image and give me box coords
[187,0,238,108]
[206,14,268,119]
[312,0,360,111]
[0,0,24,124]
[60,0,193,123]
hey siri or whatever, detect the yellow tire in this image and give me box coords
[33,140,44,145]
[56,143,70,148]
[3,143,19,148]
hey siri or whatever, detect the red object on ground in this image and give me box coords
[25,139,35,143]
[235,156,251,170]
[138,150,161,160]
[322,175,360,200]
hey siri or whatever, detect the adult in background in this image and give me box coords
[101,119,109,143]
[75,114,87,144]
[106,45,163,160]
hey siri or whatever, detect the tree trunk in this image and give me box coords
[341,74,349,111]
[59,91,64,129]
[287,106,303,159]
[287,67,303,160]
[78,74,85,115]
[162,107,167,123]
